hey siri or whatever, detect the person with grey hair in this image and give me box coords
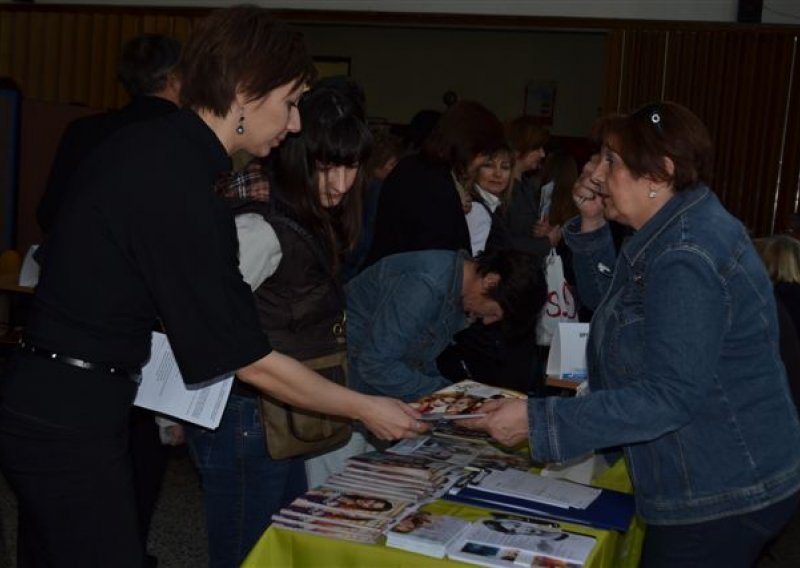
[37,33,182,233]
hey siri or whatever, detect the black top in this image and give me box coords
[27,109,270,383]
[364,154,470,266]
[38,96,179,233]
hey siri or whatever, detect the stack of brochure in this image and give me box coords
[272,486,411,544]
[387,435,531,472]
[385,511,471,558]
[446,516,596,567]
[272,452,465,544]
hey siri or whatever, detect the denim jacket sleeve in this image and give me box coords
[351,273,452,402]
[528,246,727,463]
[562,218,617,310]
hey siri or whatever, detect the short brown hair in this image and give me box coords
[421,100,505,180]
[506,115,549,156]
[180,5,316,116]
[596,101,713,192]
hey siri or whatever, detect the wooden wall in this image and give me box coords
[1,4,799,244]
[606,26,800,235]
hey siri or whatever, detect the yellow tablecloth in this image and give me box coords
[242,459,645,568]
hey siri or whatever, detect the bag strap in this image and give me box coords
[302,351,347,371]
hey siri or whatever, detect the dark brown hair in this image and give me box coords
[179,5,317,116]
[540,151,579,226]
[421,100,506,181]
[273,77,372,268]
[475,248,547,340]
[506,115,549,156]
[596,101,714,191]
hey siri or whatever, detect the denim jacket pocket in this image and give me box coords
[605,290,645,382]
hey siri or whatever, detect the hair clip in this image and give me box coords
[649,110,661,127]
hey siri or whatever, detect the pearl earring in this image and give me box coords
[236,113,245,135]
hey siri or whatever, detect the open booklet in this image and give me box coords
[446,516,596,568]
[411,380,526,421]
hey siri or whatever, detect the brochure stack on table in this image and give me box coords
[259,380,638,568]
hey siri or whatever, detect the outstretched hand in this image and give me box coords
[462,398,530,447]
[358,396,428,441]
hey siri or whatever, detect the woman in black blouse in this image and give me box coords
[0,7,420,567]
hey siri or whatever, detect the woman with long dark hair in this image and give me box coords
[190,76,373,566]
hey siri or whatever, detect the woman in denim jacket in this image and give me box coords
[470,102,800,567]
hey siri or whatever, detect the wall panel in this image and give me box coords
[608,26,800,235]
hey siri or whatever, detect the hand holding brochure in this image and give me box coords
[411,380,526,421]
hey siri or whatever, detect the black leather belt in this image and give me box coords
[19,340,142,383]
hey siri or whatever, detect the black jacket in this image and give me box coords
[38,96,178,232]
[365,154,470,266]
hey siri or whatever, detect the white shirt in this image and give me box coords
[235,213,282,290]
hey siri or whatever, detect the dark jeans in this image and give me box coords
[0,355,142,568]
[642,492,800,568]
[129,406,171,553]
[187,394,307,568]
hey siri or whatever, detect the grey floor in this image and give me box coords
[0,448,208,568]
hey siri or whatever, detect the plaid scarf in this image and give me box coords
[215,158,270,203]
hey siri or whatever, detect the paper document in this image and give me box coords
[18,245,40,287]
[134,332,233,429]
[471,469,600,510]
[546,322,590,381]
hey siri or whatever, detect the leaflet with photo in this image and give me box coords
[294,487,411,520]
[271,515,382,544]
[335,471,432,496]
[323,478,425,503]
[411,380,525,421]
[447,517,596,565]
[340,466,439,490]
[347,451,455,481]
[279,503,389,532]
[388,435,532,472]
[385,511,471,559]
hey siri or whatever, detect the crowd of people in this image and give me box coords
[2,4,799,568]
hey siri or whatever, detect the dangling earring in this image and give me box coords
[235,111,245,135]
[648,183,658,199]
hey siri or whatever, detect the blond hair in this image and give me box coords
[757,235,800,284]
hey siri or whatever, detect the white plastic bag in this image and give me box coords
[535,248,578,346]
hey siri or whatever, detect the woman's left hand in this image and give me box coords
[462,398,530,447]
[358,396,428,440]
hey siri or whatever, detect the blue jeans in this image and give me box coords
[187,394,307,568]
[642,492,800,567]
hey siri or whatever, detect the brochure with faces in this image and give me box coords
[411,380,526,421]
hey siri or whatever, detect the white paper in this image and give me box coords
[134,332,233,429]
[18,245,40,287]
[471,469,600,510]
[546,322,590,381]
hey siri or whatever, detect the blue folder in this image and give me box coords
[444,482,636,532]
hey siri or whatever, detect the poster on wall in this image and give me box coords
[524,80,557,126]
[313,56,351,78]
